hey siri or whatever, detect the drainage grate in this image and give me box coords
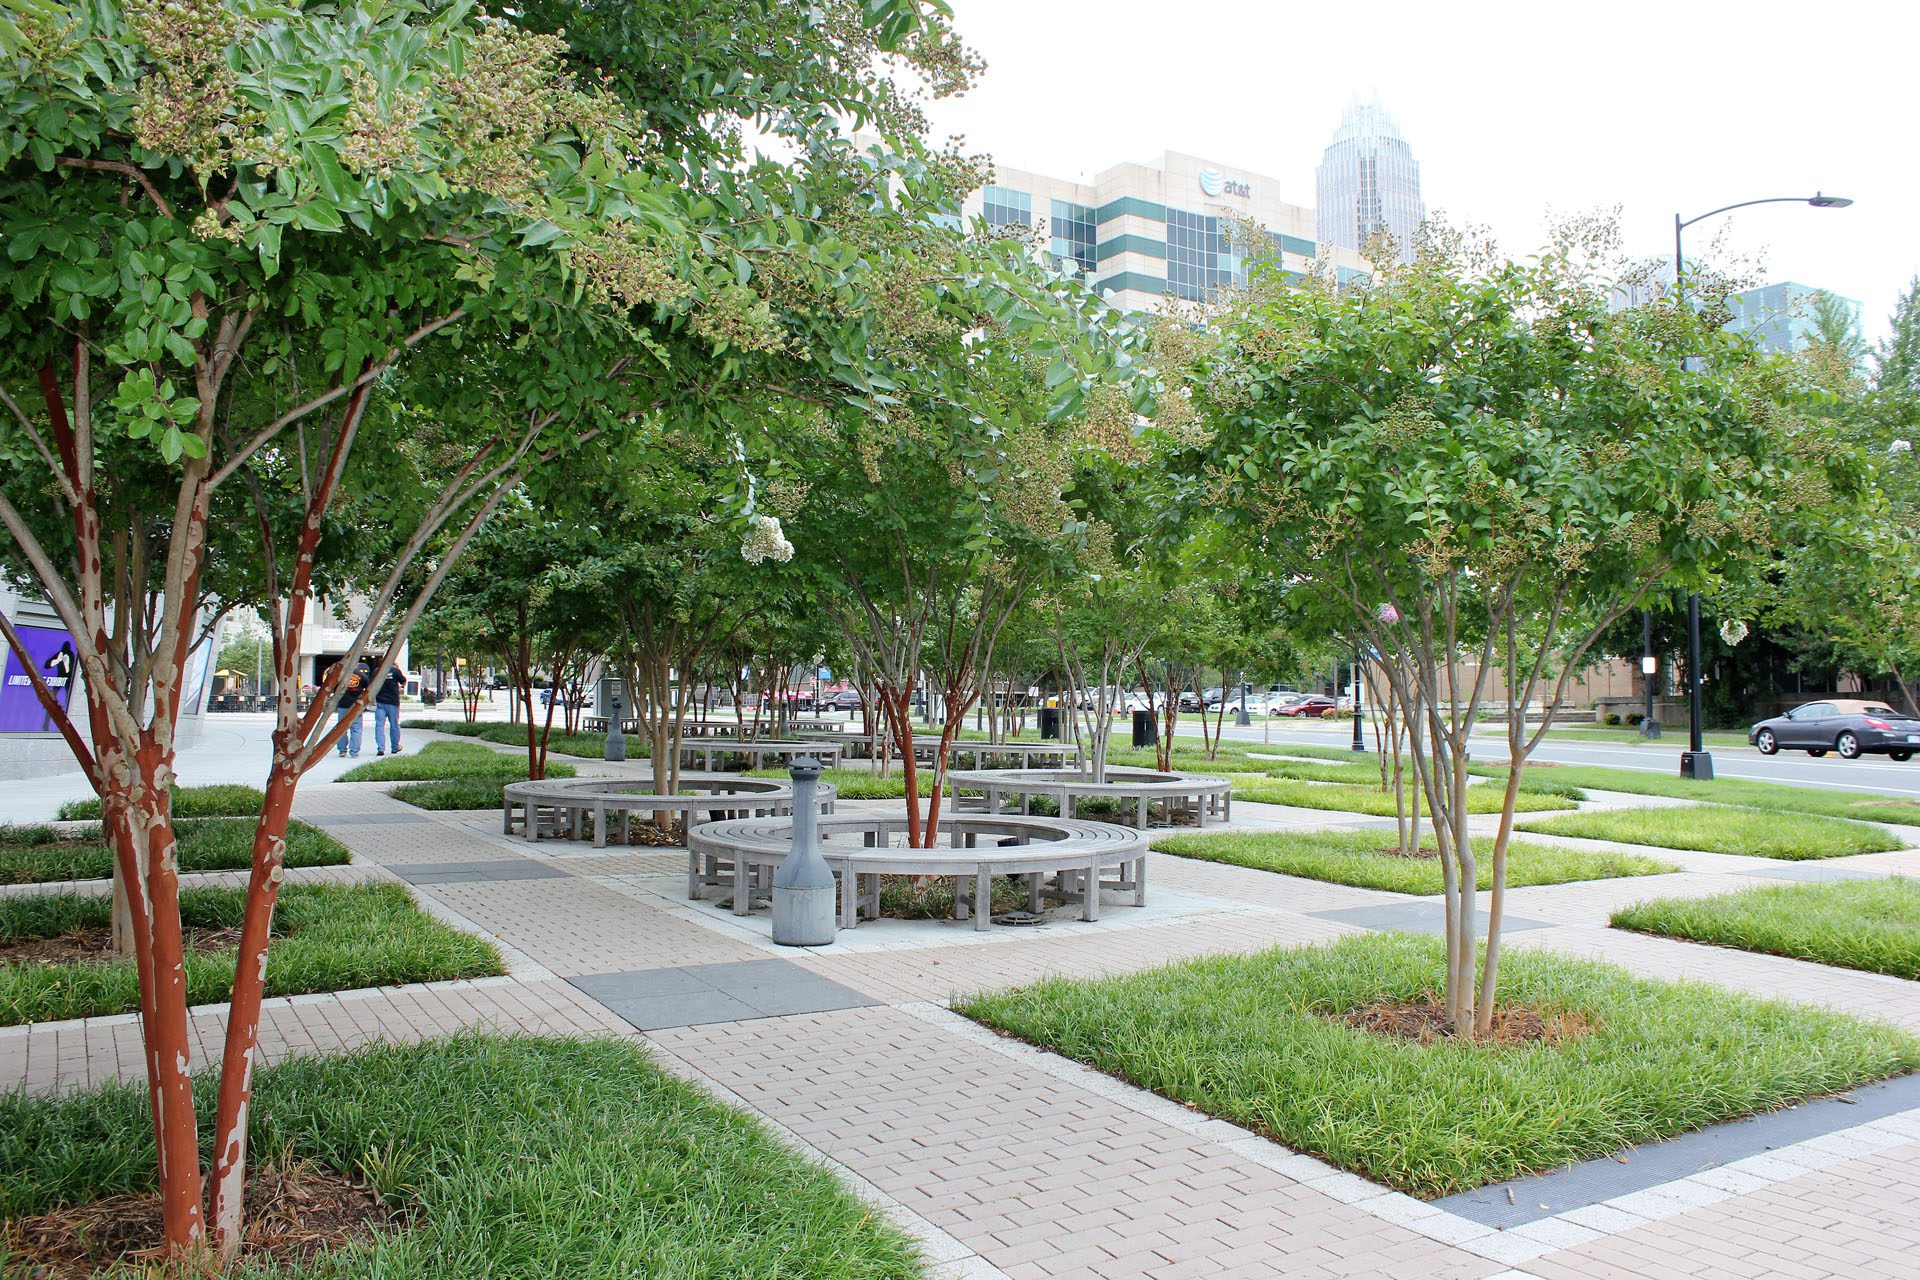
[991,910,1049,927]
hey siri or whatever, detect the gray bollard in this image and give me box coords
[605,692,626,762]
[772,757,836,946]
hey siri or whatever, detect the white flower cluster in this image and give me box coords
[740,514,794,565]
[1889,439,1913,455]
[1719,619,1749,647]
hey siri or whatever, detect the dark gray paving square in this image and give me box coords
[569,958,874,1029]
[386,857,571,885]
[1436,1070,1920,1228]
[1308,901,1556,936]
[569,967,713,1000]
[595,991,761,1031]
[1734,863,1880,883]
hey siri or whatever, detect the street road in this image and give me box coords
[1175,719,1920,801]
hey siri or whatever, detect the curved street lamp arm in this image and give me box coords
[1679,196,1826,230]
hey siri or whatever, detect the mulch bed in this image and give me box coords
[0,926,244,969]
[617,822,685,848]
[1338,996,1594,1047]
[1371,845,1438,860]
[2,1161,399,1278]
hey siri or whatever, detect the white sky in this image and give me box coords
[923,0,1917,343]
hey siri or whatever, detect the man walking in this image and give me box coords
[374,657,405,756]
[334,657,371,758]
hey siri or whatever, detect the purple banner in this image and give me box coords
[0,624,79,733]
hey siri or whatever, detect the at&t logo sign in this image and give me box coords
[1198,168,1251,199]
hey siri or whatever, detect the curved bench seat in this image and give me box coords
[673,739,844,772]
[502,773,836,848]
[798,733,1085,769]
[944,767,1234,830]
[687,811,1149,931]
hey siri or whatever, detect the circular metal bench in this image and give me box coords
[678,717,853,738]
[799,733,1085,770]
[945,766,1234,830]
[674,738,845,773]
[687,811,1148,931]
[503,773,836,848]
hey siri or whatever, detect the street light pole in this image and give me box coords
[1351,650,1365,752]
[1669,191,1852,781]
[1641,612,1661,739]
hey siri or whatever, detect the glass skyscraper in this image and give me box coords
[1315,101,1424,264]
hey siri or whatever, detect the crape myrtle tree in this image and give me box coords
[414,501,623,778]
[787,312,1143,845]
[1042,316,1212,782]
[0,0,999,1260]
[588,445,807,799]
[1175,218,1832,1036]
[1737,286,1920,714]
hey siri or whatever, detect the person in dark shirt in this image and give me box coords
[334,657,371,758]
[373,657,405,756]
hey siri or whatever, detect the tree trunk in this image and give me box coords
[207,757,301,1255]
[120,763,207,1252]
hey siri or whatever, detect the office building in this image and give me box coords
[956,151,1372,313]
[1314,100,1424,263]
[1727,281,1863,354]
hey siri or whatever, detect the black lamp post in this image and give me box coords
[1351,650,1365,752]
[1640,612,1661,739]
[1671,192,1852,781]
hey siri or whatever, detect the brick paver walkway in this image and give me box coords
[6,737,1920,1279]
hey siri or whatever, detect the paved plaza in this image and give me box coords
[6,727,1920,1279]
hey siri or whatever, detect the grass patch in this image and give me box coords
[956,933,1920,1198]
[57,784,264,822]
[1509,764,1920,827]
[1519,804,1905,860]
[1534,728,1750,748]
[337,739,575,784]
[0,819,349,885]
[343,740,575,811]
[1153,829,1674,894]
[1612,879,1920,979]
[0,1035,923,1277]
[746,766,908,800]
[1229,774,1571,816]
[403,717,614,759]
[0,883,501,1025]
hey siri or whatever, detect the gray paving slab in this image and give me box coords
[1435,1070,1920,1227]
[594,990,762,1030]
[309,811,434,826]
[569,958,875,1029]
[1307,900,1556,936]
[386,857,572,884]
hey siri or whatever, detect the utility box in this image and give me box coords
[1039,707,1060,740]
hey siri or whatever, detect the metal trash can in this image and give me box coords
[1038,707,1060,740]
[1132,709,1156,748]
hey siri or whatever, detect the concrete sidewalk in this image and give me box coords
[5,769,1920,1279]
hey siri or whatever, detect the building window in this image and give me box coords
[982,186,1031,228]
[1165,207,1229,301]
[1049,199,1097,275]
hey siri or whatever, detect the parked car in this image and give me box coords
[823,689,865,712]
[1276,694,1338,718]
[1749,699,1920,760]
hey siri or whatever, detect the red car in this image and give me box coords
[1277,695,1337,717]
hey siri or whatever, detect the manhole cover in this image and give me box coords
[991,910,1049,927]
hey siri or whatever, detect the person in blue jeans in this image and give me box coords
[373,659,405,756]
[334,658,371,757]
